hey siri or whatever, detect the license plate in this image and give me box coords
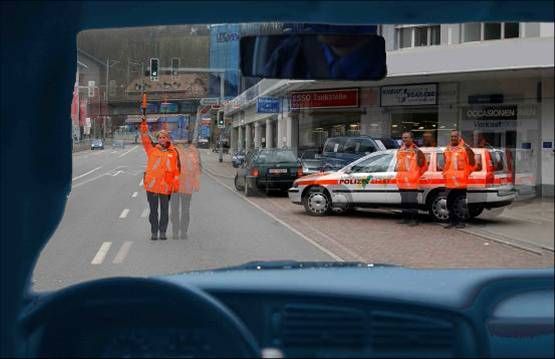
[269,168,288,174]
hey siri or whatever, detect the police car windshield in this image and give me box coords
[32,21,554,292]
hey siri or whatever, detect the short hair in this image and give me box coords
[451,130,460,136]
[156,130,170,138]
[401,131,413,138]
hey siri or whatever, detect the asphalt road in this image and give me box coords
[32,145,331,292]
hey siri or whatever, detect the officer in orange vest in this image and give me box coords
[139,119,180,240]
[443,130,476,229]
[395,131,426,226]
[170,139,202,240]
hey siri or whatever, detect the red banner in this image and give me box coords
[290,88,359,110]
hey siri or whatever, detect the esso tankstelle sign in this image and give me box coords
[290,89,359,110]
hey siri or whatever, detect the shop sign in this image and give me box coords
[256,97,280,113]
[465,104,518,130]
[290,88,359,110]
[468,94,504,104]
[465,105,517,121]
[380,83,437,106]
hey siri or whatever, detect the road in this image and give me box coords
[33,145,554,292]
[32,145,331,292]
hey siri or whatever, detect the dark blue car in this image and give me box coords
[320,136,399,169]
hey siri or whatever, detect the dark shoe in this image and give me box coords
[159,232,167,240]
[151,233,158,240]
[455,223,466,229]
[443,223,456,229]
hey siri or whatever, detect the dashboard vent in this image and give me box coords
[275,304,367,349]
[370,310,455,352]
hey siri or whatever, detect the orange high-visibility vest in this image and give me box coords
[395,145,426,190]
[140,123,180,195]
[443,140,473,189]
[175,145,201,194]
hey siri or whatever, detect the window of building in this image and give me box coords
[504,22,520,38]
[463,22,481,42]
[397,25,441,48]
[171,57,180,76]
[484,22,502,40]
[463,22,520,42]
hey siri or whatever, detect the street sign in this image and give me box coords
[200,97,220,106]
[256,96,280,113]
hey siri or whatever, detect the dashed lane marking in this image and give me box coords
[141,208,149,218]
[72,167,101,181]
[139,179,144,186]
[132,192,138,198]
[113,241,133,264]
[91,242,112,265]
[119,209,130,219]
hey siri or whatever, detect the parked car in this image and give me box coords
[231,150,246,168]
[196,138,210,149]
[90,139,104,150]
[289,147,516,222]
[234,148,303,196]
[321,135,393,164]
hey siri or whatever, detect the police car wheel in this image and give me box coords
[303,188,331,216]
[429,193,450,222]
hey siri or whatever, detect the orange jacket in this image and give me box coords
[175,144,201,194]
[395,144,426,190]
[140,122,180,195]
[443,139,475,189]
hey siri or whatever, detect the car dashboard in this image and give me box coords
[20,268,554,358]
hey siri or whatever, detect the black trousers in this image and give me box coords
[170,193,192,235]
[400,190,419,220]
[446,189,467,224]
[146,191,171,234]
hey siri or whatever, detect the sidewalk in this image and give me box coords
[463,198,554,253]
[199,149,236,179]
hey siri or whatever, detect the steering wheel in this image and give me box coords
[22,277,261,358]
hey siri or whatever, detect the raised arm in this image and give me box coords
[139,120,154,155]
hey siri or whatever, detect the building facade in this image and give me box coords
[225,22,555,198]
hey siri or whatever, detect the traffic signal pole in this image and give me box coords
[218,72,225,163]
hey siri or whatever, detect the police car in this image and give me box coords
[289,147,516,222]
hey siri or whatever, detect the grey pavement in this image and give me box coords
[32,145,331,292]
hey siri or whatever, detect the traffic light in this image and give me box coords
[150,58,159,81]
[217,111,225,128]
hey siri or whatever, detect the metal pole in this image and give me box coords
[104,57,109,139]
[218,72,225,162]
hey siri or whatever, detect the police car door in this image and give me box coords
[344,153,395,205]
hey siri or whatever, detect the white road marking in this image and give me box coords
[132,192,138,198]
[202,170,344,262]
[141,208,149,218]
[139,179,144,186]
[72,167,101,181]
[91,242,112,265]
[119,208,130,219]
[118,145,138,158]
[111,170,124,176]
[113,241,133,264]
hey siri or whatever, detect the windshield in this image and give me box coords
[32,21,554,292]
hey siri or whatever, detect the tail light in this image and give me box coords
[485,171,495,186]
[250,167,259,177]
[296,166,303,177]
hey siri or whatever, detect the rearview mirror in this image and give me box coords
[240,33,386,80]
